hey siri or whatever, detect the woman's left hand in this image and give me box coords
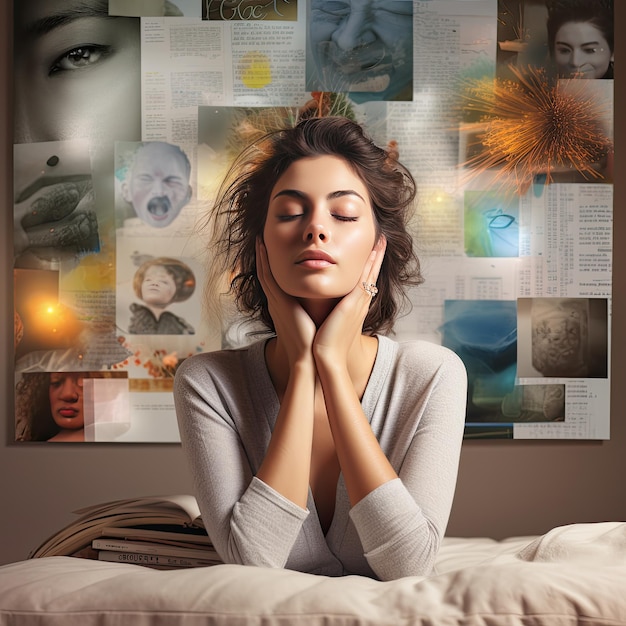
[313,236,386,367]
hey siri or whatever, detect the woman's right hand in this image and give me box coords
[256,239,316,367]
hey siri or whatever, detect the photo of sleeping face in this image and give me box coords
[307,0,414,101]
[121,142,193,228]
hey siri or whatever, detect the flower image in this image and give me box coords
[114,339,204,378]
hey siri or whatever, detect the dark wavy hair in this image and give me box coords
[206,116,423,336]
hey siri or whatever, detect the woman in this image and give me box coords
[15,371,118,442]
[547,1,614,79]
[174,116,467,581]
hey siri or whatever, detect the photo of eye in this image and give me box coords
[464,191,520,258]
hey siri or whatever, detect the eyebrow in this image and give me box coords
[21,1,112,38]
[271,189,367,203]
[555,40,601,48]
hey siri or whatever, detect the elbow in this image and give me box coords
[368,522,442,581]
[223,540,287,570]
[224,522,290,570]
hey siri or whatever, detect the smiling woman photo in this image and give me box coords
[546,0,614,79]
[174,116,467,581]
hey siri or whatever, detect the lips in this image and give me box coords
[58,408,79,419]
[295,249,336,265]
[317,40,395,93]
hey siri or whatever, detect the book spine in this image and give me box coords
[97,550,216,568]
[92,538,216,559]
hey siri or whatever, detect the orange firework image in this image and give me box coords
[460,65,613,193]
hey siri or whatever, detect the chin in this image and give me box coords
[291,286,353,301]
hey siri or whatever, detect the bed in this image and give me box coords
[1,520,626,625]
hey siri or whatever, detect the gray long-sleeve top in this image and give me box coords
[174,335,467,581]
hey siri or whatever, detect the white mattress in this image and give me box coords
[1,522,626,625]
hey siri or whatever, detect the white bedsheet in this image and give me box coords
[1,523,626,626]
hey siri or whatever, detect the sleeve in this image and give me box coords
[348,347,467,581]
[128,303,152,334]
[173,355,309,569]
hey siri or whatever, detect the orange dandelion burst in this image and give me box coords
[460,66,613,193]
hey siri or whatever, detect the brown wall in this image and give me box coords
[1,3,625,566]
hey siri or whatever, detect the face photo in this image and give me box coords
[15,371,129,442]
[497,0,614,80]
[306,0,414,102]
[13,0,142,151]
[116,141,193,229]
[116,249,199,336]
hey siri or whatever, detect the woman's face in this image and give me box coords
[13,0,141,146]
[309,0,413,100]
[553,21,613,79]
[140,265,178,307]
[263,155,378,301]
[49,373,85,431]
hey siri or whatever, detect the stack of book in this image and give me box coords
[30,495,223,570]
[92,526,221,569]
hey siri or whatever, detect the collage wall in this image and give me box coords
[13,0,613,442]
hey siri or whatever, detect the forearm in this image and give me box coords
[256,359,316,509]
[316,361,397,506]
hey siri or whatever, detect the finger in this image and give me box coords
[358,236,386,300]
[256,239,277,299]
[256,239,289,320]
[368,235,387,284]
[18,179,93,229]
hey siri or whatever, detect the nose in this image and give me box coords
[570,49,584,68]
[151,180,166,196]
[303,221,329,243]
[332,9,376,51]
[59,378,80,402]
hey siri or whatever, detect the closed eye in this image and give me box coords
[277,214,303,221]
